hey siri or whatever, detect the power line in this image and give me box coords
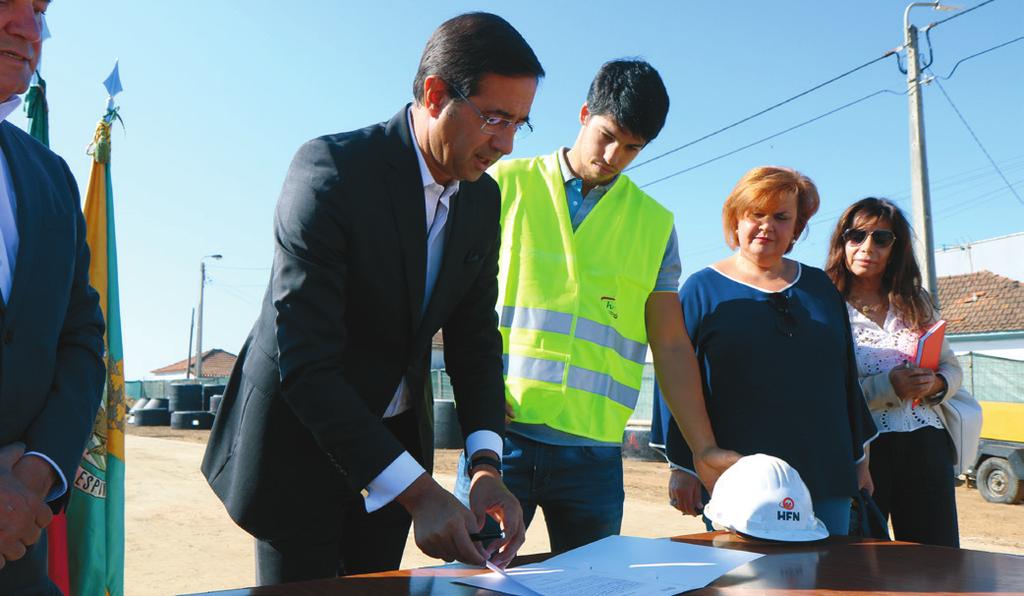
[927,72,1024,206]
[628,0,1007,176]
[639,89,905,189]
[928,0,1000,29]
[933,34,1024,80]
[626,52,898,172]
[211,284,259,307]
[934,178,1023,219]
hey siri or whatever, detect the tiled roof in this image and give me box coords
[938,271,1024,335]
[150,348,238,377]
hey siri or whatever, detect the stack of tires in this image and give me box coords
[208,393,224,415]
[130,397,170,427]
[202,384,226,411]
[169,383,215,430]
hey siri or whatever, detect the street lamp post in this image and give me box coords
[195,254,222,379]
[903,2,960,307]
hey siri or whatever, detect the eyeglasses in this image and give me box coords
[843,228,896,248]
[767,292,798,338]
[446,82,534,139]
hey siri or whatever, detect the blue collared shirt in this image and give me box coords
[556,148,681,292]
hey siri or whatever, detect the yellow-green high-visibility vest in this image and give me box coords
[491,151,674,443]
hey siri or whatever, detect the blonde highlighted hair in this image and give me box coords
[722,166,821,252]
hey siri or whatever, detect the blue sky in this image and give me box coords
[12,1,1022,379]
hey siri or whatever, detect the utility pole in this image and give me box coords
[186,308,195,379]
[903,2,960,308]
[195,254,222,379]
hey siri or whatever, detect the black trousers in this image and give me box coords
[869,426,959,547]
[255,410,419,584]
[0,532,62,596]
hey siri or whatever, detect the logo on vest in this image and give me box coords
[601,296,618,319]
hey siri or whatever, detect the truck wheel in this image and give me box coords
[976,458,1024,504]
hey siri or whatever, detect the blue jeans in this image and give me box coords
[455,433,624,552]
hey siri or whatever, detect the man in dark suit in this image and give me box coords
[0,1,108,594]
[202,12,544,584]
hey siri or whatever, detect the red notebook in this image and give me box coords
[913,319,946,370]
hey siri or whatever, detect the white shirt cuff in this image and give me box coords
[668,462,699,479]
[24,451,67,502]
[362,451,426,513]
[465,430,502,461]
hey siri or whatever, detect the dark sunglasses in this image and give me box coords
[843,228,896,248]
[767,292,798,338]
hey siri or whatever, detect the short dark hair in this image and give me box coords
[586,59,669,143]
[413,12,544,103]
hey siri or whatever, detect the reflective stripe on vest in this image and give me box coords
[502,355,640,410]
[502,353,565,385]
[500,306,646,365]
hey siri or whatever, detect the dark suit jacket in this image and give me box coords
[202,107,506,540]
[0,121,106,508]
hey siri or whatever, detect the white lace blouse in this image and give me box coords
[847,304,944,434]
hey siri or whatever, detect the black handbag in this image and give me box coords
[849,489,891,540]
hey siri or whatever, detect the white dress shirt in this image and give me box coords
[0,96,21,302]
[0,94,68,501]
[361,109,502,512]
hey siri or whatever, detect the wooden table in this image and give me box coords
[185,532,1024,595]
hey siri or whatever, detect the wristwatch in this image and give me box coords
[467,455,502,477]
[921,373,949,406]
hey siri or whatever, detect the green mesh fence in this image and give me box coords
[432,369,456,402]
[127,377,231,400]
[958,352,1024,404]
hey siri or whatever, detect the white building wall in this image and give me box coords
[145,371,190,381]
[949,336,1024,362]
[935,232,1024,281]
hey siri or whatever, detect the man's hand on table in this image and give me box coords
[468,463,525,568]
[396,472,488,566]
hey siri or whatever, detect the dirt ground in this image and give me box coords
[124,426,1024,595]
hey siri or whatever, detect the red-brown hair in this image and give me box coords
[722,166,820,252]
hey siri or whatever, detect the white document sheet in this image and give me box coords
[454,535,764,595]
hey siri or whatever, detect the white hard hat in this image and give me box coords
[704,453,829,542]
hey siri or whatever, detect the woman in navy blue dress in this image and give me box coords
[651,166,877,535]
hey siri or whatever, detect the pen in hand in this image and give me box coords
[469,530,505,542]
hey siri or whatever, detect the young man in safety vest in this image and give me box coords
[458,59,706,551]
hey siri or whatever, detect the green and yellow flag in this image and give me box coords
[24,73,48,146]
[69,72,126,595]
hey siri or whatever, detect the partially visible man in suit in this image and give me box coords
[202,12,544,584]
[0,1,108,594]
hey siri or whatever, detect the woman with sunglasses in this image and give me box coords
[825,197,962,546]
[651,166,876,536]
